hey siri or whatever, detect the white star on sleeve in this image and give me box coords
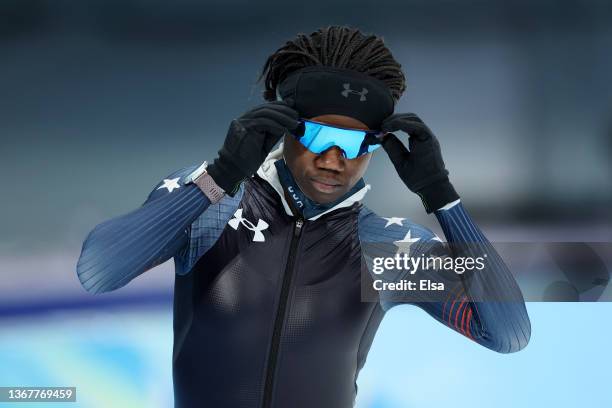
[382,216,406,228]
[430,235,443,242]
[393,229,421,255]
[157,177,181,193]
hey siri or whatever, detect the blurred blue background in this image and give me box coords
[1,0,611,407]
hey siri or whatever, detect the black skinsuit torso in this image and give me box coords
[172,175,384,408]
[76,158,531,408]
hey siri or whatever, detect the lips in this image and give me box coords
[309,176,342,193]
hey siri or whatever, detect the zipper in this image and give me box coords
[261,218,304,408]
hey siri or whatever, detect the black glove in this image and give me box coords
[381,113,459,213]
[207,101,299,195]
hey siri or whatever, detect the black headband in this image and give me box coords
[276,66,395,130]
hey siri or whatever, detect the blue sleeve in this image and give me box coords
[76,166,212,294]
[359,203,531,354]
[415,202,531,353]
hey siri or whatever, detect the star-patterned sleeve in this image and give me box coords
[359,201,531,354]
[76,165,212,294]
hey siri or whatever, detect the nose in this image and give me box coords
[315,146,345,172]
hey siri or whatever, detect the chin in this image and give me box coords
[304,187,345,205]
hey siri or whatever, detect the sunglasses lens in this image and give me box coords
[295,120,380,159]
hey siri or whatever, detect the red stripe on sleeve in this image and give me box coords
[466,308,473,340]
[460,303,469,335]
[454,300,466,331]
[442,286,459,321]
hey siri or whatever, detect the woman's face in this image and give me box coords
[283,114,373,204]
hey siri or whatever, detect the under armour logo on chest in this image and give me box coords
[341,83,368,101]
[228,208,269,242]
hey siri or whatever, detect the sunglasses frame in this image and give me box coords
[293,119,385,159]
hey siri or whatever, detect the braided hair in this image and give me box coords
[259,26,406,102]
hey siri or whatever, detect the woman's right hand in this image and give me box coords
[207,101,300,195]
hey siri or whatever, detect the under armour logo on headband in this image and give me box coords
[228,208,269,242]
[341,83,368,101]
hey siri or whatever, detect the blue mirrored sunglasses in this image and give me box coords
[292,119,384,159]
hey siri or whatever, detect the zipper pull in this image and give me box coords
[295,218,304,235]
